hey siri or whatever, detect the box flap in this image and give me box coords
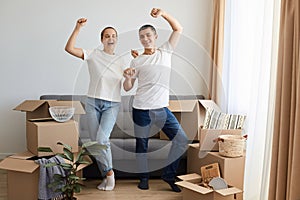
[48,101,85,114]
[76,155,92,171]
[28,118,54,122]
[215,187,243,196]
[0,157,39,173]
[30,120,76,127]
[176,181,213,194]
[13,100,47,112]
[200,163,221,183]
[188,143,200,149]
[199,100,221,112]
[9,151,36,160]
[168,100,197,112]
[178,173,202,181]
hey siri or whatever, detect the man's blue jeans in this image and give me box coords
[133,107,188,181]
[85,97,120,176]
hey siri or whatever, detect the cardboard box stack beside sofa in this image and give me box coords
[0,99,88,200]
[163,99,246,200]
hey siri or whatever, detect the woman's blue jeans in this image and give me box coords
[85,97,120,176]
[132,107,189,181]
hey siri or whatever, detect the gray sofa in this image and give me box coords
[40,94,204,179]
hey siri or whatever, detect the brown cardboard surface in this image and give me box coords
[198,100,222,112]
[160,100,201,140]
[14,100,85,120]
[27,120,79,156]
[14,100,48,112]
[0,157,39,173]
[176,173,242,200]
[0,151,91,200]
[7,169,39,200]
[187,144,245,189]
[216,187,243,196]
[177,173,202,182]
[160,99,243,144]
[199,129,243,151]
[176,181,213,194]
[200,163,221,183]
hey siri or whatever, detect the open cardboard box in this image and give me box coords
[14,100,85,121]
[14,100,86,156]
[176,173,242,200]
[187,143,245,200]
[0,151,91,200]
[160,100,243,149]
[160,100,201,140]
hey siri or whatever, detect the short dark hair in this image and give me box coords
[139,24,157,35]
[100,27,118,40]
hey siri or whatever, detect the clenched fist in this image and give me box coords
[123,68,136,79]
[150,8,164,18]
[76,18,87,29]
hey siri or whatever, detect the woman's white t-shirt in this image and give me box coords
[130,42,173,109]
[83,48,124,102]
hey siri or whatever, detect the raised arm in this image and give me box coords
[65,18,87,60]
[150,8,183,49]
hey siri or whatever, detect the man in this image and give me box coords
[123,8,188,192]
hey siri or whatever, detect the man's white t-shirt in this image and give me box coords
[130,42,173,109]
[83,48,124,102]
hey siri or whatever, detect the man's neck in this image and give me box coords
[143,48,156,55]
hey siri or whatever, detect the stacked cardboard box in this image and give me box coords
[14,100,85,156]
[165,100,246,200]
[160,100,242,143]
[186,143,245,199]
[0,99,87,200]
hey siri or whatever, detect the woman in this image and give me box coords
[65,18,124,191]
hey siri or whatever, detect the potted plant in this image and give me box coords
[38,141,105,200]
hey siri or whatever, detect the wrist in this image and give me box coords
[161,10,167,18]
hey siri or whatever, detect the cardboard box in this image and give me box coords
[14,100,85,156]
[160,99,243,151]
[27,120,79,156]
[199,129,243,151]
[0,151,91,200]
[14,100,85,120]
[160,100,203,140]
[176,173,242,200]
[187,144,245,200]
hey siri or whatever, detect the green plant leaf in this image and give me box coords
[77,160,91,165]
[57,142,72,152]
[44,162,58,168]
[53,174,64,181]
[74,184,82,193]
[68,174,80,180]
[81,141,99,148]
[75,149,85,163]
[60,163,73,170]
[56,153,68,160]
[37,147,53,152]
[63,148,74,161]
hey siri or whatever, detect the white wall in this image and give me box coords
[0,0,213,157]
